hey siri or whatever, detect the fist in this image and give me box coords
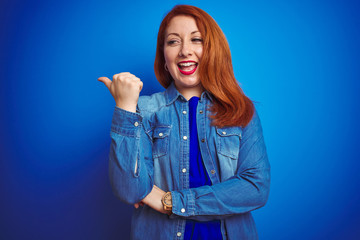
[98,72,143,113]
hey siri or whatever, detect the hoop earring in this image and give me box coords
[164,63,169,71]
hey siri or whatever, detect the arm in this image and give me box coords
[134,185,172,215]
[98,73,154,204]
[109,107,154,204]
[169,111,270,221]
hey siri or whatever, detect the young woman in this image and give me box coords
[98,5,270,240]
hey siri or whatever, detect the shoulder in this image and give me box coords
[247,109,261,128]
[137,91,168,114]
[242,108,264,140]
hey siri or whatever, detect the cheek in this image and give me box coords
[164,48,178,63]
[164,51,170,63]
[196,47,203,60]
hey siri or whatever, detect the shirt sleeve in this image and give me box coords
[170,111,270,221]
[109,106,154,204]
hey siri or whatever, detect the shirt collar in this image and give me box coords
[201,90,214,102]
[165,81,214,105]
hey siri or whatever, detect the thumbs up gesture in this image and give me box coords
[98,72,143,113]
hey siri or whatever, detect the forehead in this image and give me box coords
[165,15,199,35]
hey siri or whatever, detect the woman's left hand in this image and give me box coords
[133,185,171,215]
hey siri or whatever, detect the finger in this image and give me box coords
[113,72,132,80]
[132,77,143,90]
[139,202,144,206]
[119,72,133,77]
[97,77,112,89]
[134,203,139,208]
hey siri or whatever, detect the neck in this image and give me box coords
[175,83,204,101]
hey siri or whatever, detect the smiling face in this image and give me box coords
[164,15,204,99]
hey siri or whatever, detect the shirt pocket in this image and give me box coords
[152,126,171,158]
[216,126,242,160]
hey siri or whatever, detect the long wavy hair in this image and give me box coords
[154,5,254,127]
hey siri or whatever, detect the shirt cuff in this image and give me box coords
[111,106,143,138]
[170,189,196,217]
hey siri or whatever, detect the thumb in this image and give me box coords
[97,77,112,89]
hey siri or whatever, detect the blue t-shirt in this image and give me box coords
[184,96,222,240]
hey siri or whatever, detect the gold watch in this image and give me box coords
[161,192,172,211]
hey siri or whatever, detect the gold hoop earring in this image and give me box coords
[164,63,168,71]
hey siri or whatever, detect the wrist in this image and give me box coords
[161,192,172,213]
[115,103,137,113]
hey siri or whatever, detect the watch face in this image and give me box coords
[164,193,171,205]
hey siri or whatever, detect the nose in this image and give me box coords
[179,42,192,57]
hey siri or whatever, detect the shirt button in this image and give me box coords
[159,133,163,137]
[134,122,139,127]
[211,170,216,174]
[199,110,203,114]
[182,168,187,173]
[181,208,186,213]
[177,232,182,237]
[201,139,205,143]
[222,131,226,135]
[182,110,187,114]
[183,136,188,140]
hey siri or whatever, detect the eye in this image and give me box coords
[167,39,180,45]
[192,38,203,43]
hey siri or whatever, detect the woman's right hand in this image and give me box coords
[98,72,143,113]
[133,185,171,215]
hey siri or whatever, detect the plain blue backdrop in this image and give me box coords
[1,0,360,239]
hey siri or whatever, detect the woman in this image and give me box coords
[98,5,270,240]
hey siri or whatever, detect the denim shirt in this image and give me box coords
[109,82,270,240]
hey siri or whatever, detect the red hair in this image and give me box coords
[154,5,254,127]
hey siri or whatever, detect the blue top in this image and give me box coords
[184,96,222,239]
[108,82,270,239]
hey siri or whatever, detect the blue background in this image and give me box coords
[1,0,359,239]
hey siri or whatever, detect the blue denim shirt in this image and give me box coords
[109,82,270,240]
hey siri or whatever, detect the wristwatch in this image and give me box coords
[161,192,172,211]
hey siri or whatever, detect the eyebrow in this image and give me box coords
[166,31,200,38]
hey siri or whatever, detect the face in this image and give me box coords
[164,15,203,97]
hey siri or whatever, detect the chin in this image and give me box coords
[179,75,200,84]
[177,79,201,88]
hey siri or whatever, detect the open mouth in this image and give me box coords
[177,61,198,75]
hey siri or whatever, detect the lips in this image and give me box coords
[177,61,198,75]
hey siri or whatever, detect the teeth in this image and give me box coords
[178,62,196,67]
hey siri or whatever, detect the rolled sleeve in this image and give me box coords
[171,189,196,217]
[111,106,143,138]
[109,106,154,204]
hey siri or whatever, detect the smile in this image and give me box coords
[177,61,198,75]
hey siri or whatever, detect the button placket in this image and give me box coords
[180,101,190,190]
[197,99,220,185]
